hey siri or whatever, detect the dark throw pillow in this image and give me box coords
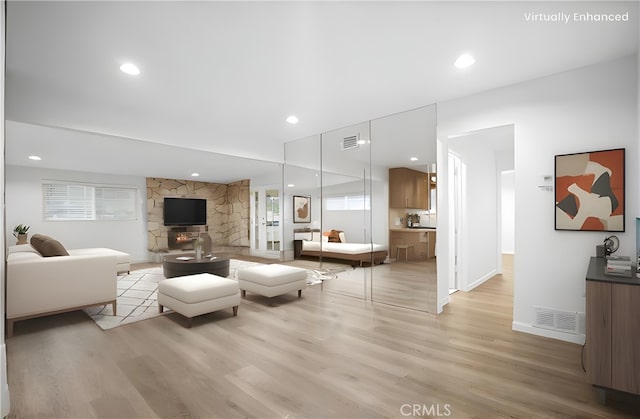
[30,234,70,257]
[40,239,70,257]
[328,229,343,243]
[30,234,51,251]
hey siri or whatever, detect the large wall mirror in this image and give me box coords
[283,135,322,262]
[370,105,437,312]
[318,121,372,300]
[283,104,438,313]
[249,161,285,259]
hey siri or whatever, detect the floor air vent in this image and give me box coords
[533,306,584,334]
[341,135,359,150]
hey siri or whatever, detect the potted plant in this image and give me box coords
[13,224,30,245]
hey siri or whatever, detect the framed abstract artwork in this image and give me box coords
[293,195,311,223]
[555,148,625,231]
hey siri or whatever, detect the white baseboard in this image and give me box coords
[512,321,585,345]
[438,295,450,313]
[1,343,9,417]
[464,269,496,292]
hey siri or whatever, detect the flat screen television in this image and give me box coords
[163,197,207,226]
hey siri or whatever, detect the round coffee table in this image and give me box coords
[162,254,230,278]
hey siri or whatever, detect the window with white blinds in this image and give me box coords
[325,195,370,211]
[43,182,137,221]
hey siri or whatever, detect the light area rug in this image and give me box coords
[84,259,263,330]
[85,259,335,330]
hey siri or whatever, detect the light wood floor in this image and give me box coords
[6,256,640,418]
[284,256,437,313]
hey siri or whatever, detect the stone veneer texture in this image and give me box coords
[147,177,250,252]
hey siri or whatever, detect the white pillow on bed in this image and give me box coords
[311,231,329,242]
[338,232,346,243]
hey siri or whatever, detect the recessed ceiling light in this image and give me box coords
[191,172,200,177]
[28,155,42,161]
[410,157,418,161]
[286,115,299,125]
[287,184,295,187]
[358,139,366,145]
[120,63,140,76]
[454,54,475,69]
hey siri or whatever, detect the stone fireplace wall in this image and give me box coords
[147,177,250,252]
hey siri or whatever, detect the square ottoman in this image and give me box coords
[158,273,240,327]
[237,264,307,298]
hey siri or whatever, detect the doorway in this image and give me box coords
[448,152,462,294]
[443,124,515,302]
[250,186,281,258]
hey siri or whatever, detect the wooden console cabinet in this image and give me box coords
[585,257,640,402]
[293,240,303,259]
[293,228,319,259]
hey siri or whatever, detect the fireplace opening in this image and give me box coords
[167,227,212,253]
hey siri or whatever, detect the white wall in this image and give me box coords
[501,171,515,254]
[371,176,389,247]
[449,136,499,291]
[6,165,149,262]
[321,177,388,246]
[437,56,638,343]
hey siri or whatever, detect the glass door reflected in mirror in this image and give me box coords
[266,189,280,251]
[250,186,281,258]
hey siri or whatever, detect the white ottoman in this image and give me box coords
[237,264,307,298]
[158,273,240,327]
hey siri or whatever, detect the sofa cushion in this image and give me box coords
[30,234,70,257]
[7,252,42,262]
[8,244,42,256]
[68,248,130,265]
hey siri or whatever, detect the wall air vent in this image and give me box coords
[533,306,584,335]
[341,135,359,150]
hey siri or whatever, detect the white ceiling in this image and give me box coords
[5,120,283,185]
[5,1,638,183]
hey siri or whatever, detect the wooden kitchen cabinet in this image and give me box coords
[389,167,428,209]
[585,257,640,402]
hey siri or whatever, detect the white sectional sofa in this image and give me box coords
[6,241,131,337]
